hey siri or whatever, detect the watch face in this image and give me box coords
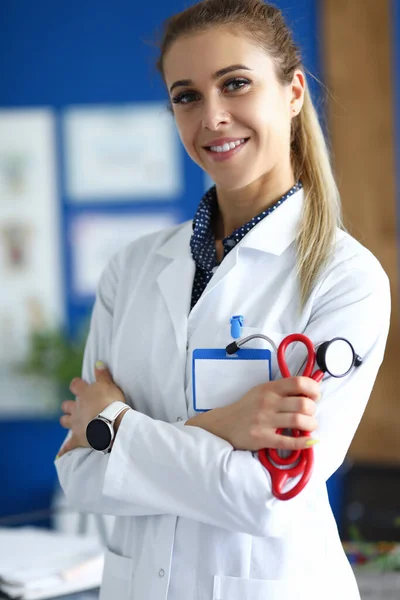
[86,419,112,451]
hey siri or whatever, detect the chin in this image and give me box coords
[211,172,258,192]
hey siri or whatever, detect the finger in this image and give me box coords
[272,412,318,432]
[59,414,72,429]
[275,396,317,416]
[94,361,113,382]
[61,400,76,414]
[270,432,319,451]
[280,377,321,401]
[69,377,88,395]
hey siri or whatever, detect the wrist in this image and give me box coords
[185,407,224,436]
[113,407,130,435]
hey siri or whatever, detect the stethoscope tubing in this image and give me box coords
[258,334,323,501]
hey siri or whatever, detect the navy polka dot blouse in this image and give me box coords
[189,181,303,311]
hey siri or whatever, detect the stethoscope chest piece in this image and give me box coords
[316,337,363,378]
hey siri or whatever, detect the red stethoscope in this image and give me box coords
[226,333,362,501]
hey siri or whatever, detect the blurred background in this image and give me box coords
[0,0,399,597]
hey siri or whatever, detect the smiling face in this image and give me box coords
[163,26,303,192]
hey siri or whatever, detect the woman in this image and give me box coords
[55,1,390,598]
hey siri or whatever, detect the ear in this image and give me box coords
[290,69,306,116]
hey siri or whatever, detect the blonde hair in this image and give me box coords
[156,0,343,306]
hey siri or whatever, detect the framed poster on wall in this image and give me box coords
[63,104,183,202]
[0,109,62,366]
[69,212,178,297]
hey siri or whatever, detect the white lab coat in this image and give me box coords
[56,188,391,600]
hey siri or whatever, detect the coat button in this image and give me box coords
[159,569,165,578]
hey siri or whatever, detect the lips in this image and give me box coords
[203,137,250,149]
[202,137,250,162]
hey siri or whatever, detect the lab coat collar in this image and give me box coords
[157,187,304,260]
[157,221,193,260]
[239,186,304,256]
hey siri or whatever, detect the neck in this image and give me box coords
[213,167,296,240]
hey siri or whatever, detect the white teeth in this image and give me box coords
[209,139,246,153]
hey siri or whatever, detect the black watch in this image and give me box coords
[86,401,129,453]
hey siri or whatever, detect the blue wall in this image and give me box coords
[0,0,324,524]
[0,0,321,335]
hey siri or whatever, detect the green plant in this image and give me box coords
[19,324,88,397]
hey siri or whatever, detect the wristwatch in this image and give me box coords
[86,401,129,453]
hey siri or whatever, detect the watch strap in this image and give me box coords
[98,401,129,423]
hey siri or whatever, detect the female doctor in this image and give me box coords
[55,1,391,598]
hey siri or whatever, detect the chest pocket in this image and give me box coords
[187,325,291,414]
[212,575,321,600]
[212,575,294,600]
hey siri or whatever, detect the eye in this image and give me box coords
[171,77,251,106]
[224,77,251,92]
[172,91,200,105]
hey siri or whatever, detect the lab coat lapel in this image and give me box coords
[156,222,195,359]
[239,187,304,255]
[194,245,238,301]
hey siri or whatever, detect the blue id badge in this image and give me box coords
[192,348,272,412]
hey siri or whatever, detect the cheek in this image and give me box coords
[249,90,291,139]
[174,113,198,156]
[257,108,291,149]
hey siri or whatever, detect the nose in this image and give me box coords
[201,95,231,130]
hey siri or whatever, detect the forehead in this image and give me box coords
[163,27,275,85]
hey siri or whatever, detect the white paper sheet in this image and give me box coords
[0,527,103,600]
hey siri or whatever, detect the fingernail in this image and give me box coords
[95,360,105,370]
[306,439,319,447]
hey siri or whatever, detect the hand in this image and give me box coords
[186,377,320,452]
[57,362,127,457]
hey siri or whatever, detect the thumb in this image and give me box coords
[94,360,113,381]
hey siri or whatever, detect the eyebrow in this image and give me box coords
[169,64,252,94]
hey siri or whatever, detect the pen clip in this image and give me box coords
[230,315,244,339]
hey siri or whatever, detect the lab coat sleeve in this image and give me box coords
[55,250,166,517]
[295,259,391,484]
[100,250,390,537]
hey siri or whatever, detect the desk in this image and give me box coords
[0,591,99,600]
[49,592,99,600]
[355,571,400,599]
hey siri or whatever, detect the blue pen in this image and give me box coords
[230,315,244,339]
